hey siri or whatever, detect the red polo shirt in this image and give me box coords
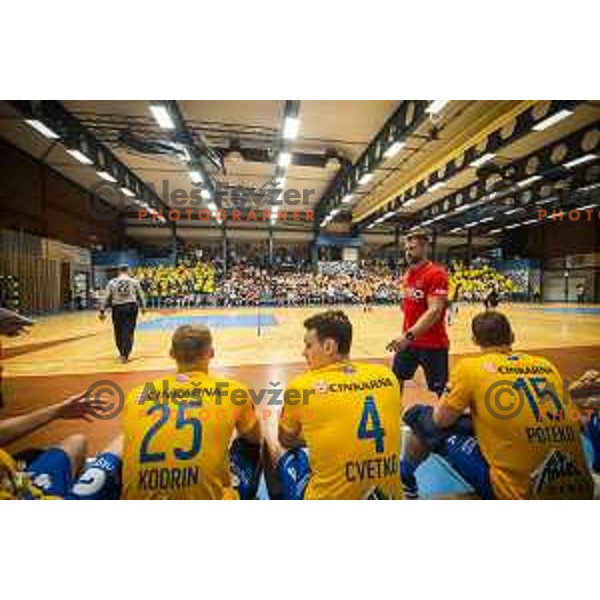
[401,260,449,349]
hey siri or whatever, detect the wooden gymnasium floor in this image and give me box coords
[2,302,600,457]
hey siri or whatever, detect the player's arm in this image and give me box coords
[433,361,472,428]
[135,279,147,311]
[569,370,600,410]
[0,392,106,447]
[407,295,447,339]
[278,403,304,449]
[234,393,262,445]
[99,281,113,319]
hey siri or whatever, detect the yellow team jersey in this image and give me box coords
[280,361,403,499]
[444,352,593,499]
[122,371,257,499]
[0,449,56,500]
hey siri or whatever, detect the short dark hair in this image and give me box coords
[304,310,352,355]
[118,263,129,273]
[171,325,212,364]
[406,231,430,244]
[471,311,513,347]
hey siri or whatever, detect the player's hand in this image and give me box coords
[569,370,600,406]
[386,335,409,353]
[98,312,107,322]
[52,391,108,421]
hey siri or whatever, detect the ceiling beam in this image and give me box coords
[315,100,430,225]
[10,100,173,228]
[359,100,582,230]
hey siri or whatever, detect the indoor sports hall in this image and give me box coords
[1,100,599,499]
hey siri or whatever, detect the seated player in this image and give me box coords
[0,307,121,500]
[271,310,404,500]
[121,324,262,499]
[403,310,594,499]
[0,393,122,500]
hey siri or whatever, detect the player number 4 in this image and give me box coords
[357,396,385,453]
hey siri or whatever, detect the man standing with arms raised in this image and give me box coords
[386,231,449,498]
[99,264,146,363]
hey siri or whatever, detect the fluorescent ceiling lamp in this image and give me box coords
[201,189,211,200]
[358,172,374,186]
[579,183,600,192]
[283,116,300,140]
[480,216,494,223]
[532,109,573,131]
[421,219,434,226]
[383,140,406,158]
[25,119,59,139]
[428,181,446,193]
[536,197,556,205]
[469,153,496,168]
[449,227,462,233]
[66,148,93,165]
[403,199,417,208]
[454,204,472,213]
[341,194,353,203]
[564,154,598,169]
[464,221,479,229]
[505,223,520,230]
[517,175,542,188]
[278,152,292,168]
[522,219,538,225]
[505,208,523,215]
[384,211,395,218]
[207,202,217,211]
[271,206,278,214]
[488,228,502,235]
[366,223,375,229]
[150,104,175,130]
[189,170,203,184]
[96,170,117,183]
[579,204,598,211]
[426,100,450,115]
[120,187,135,197]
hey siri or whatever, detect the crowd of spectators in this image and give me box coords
[448,261,521,301]
[128,253,523,309]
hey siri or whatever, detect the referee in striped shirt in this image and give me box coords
[99,264,146,363]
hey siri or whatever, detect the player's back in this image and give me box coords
[287,361,403,499]
[460,352,593,499]
[121,371,253,499]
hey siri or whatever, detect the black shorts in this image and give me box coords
[392,346,449,396]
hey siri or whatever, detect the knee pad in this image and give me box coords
[276,448,311,500]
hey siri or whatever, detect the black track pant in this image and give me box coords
[111,302,138,358]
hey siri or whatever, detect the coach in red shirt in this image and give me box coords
[387,231,449,397]
[387,232,450,498]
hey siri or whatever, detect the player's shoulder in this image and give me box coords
[427,262,449,277]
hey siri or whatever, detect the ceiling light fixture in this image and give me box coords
[24,119,59,139]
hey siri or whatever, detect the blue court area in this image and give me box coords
[528,306,600,315]
[138,313,278,331]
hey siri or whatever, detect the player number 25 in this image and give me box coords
[140,403,203,463]
[357,395,385,453]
